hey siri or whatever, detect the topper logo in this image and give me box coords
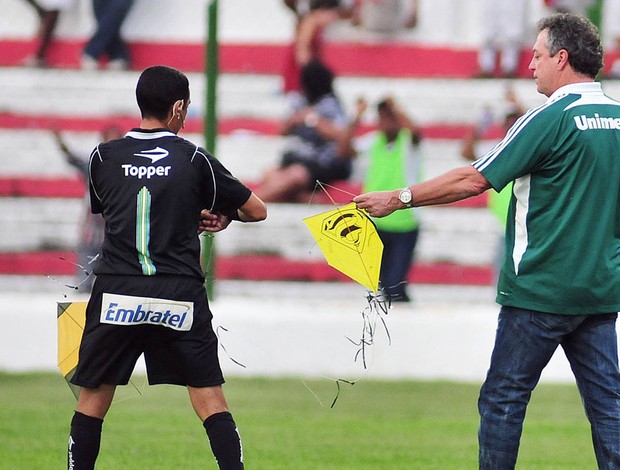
[134,147,169,163]
[122,164,171,179]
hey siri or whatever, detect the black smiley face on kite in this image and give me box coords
[305,202,382,291]
[322,211,365,249]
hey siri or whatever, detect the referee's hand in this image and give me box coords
[198,209,231,234]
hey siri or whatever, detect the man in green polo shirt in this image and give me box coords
[355,12,620,469]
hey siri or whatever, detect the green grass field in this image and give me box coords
[0,372,596,469]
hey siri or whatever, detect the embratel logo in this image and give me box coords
[100,293,194,331]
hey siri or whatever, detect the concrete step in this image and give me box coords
[6,67,620,141]
[0,251,494,286]
[0,197,83,252]
[0,196,500,267]
[0,67,553,125]
[0,128,473,183]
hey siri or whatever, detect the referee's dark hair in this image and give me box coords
[136,65,190,121]
[537,12,603,79]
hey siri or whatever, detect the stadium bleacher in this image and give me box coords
[2,0,618,286]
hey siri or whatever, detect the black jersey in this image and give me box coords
[88,128,251,280]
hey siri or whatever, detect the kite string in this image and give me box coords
[345,292,391,369]
[202,180,390,407]
[210,293,389,409]
[216,325,247,369]
[46,255,99,292]
[308,180,358,206]
[213,323,347,408]
[326,292,391,407]
[113,375,147,401]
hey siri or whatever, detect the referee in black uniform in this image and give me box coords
[67,65,266,470]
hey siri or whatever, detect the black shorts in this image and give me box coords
[71,274,224,389]
[281,153,351,189]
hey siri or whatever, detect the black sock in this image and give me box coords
[68,411,103,470]
[203,411,244,470]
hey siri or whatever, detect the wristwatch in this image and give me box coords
[398,188,413,208]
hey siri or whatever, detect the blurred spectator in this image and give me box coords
[256,60,352,202]
[461,86,524,282]
[478,0,527,78]
[81,0,135,70]
[545,0,594,15]
[351,0,418,33]
[341,96,422,302]
[54,124,123,292]
[21,0,76,68]
[282,0,354,101]
[603,0,620,78]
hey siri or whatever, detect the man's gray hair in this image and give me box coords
[537,12,603,78]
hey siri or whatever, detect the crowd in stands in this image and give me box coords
[21,0,135,70]
[254,59,352,203]
[282,0,418,99]
[20,0,67,68]
[19,0,618,79]
[7,0,620,293]
[477,0,604,78]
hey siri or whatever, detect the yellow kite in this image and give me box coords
[57,301,145,400]
[304,202,383,292]
[57,301,87,399]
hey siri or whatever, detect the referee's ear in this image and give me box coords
[173,100,184,115]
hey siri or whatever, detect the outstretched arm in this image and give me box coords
[353,165,491,217]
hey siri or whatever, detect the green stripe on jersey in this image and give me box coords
[136,186,156,276]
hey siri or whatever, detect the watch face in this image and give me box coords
[399,189,412,204]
